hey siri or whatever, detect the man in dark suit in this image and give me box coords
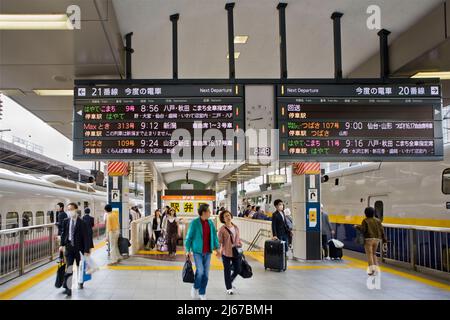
[82,208,95,251]
[271,199,291,252]
[55,202,67,236]
[59,202,90,296]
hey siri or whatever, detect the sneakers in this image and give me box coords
[226,289,234,295]
[199,294,207,300]
[191,286,199,299]
[64,288,72,296]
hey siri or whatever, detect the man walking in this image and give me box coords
[271,199,291,252]
[185,203,220,300]
[55,202,67,237]
[59,202,90,296]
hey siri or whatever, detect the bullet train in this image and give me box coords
[0,168,144,231]
[241,144,450,232]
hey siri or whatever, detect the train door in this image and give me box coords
[368,195,388,222]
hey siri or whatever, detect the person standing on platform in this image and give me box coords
[218,210,242,295]
[321,204,335,259]
[151,209,163,243]
[185,203,220,300]
[59,203,90,296]
[82,208,95,251]
[56,202,67,237]
[271,199,290,252]
[354,207,387,276]
[163,208,179,257]
[105,204,121,266]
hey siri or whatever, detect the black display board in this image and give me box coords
[73,84,244,160]
[277,83,443,161]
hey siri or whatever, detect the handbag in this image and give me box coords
[355,229,365,246]
[182,256,195,283]
[224,226,242,258]
[239,255,253,279]
[55,251,66,288]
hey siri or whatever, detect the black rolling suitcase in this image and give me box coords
[264,239,286,271]
[118,236,131,256]
[328,239,343,260]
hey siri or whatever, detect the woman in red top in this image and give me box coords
[218,210,243,295]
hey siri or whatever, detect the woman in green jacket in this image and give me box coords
[185,203,220,300]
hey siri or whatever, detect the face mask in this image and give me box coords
[69,210,77,218]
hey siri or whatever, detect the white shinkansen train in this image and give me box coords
[241,145,450,229]
[0,168,144,230]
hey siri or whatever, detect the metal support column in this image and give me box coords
[277,2,288,79]
[124,32,134,80]
[144,181,152,217]
[331,12,343,80]
[225,3,236,79]
[230,180,238,216]
[170,14,179,79]
[378,29,391,80]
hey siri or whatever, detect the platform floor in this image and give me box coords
[1,243,449,300]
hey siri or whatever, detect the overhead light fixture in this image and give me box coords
[0,89,25,96]
[0,14,74,30]
[411,71,450,80]
[234,35,248,44]
[33,89,74,96]
[227,52,240,59]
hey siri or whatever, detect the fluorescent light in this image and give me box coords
[0,14,74,30]
[0,89,25,96]
[33,89,74,96]
[412,71,450,80]
[227,52,240,59]
[234,35,248,44]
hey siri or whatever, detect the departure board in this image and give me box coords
[73,84,244,160]
[277,83,443,161]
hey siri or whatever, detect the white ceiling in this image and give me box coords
[113,0,443,79]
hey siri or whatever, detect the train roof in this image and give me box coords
[0,168,102,194]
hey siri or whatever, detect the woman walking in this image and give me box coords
[218,210,243,295]
[355,207,387,275]
[152,209,162,243]
[163,208,179,257]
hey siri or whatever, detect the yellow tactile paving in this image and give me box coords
[0,240,106,300]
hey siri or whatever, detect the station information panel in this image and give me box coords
[73,84,244,160]
[277,83,443,161]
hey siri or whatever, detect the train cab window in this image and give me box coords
[22,211,32,227]
[35,211,45,225]
[442,169,450,194]
[374,201,384,222]
[6,212,19,229]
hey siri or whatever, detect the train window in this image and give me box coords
[6,212,19,229]
[35,211,45,225]
[442,169,450,194]
[374,201,384,221]
[47,211,55,223]
[22,211,33,226]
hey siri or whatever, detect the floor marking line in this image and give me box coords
[0,240,106,300]
[343,255,450,292]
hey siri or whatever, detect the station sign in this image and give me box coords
[73,83,244,160]
[277,83,443,161]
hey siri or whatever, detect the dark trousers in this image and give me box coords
[322,234,329,258]
[167,233,177,254]
[63,244,81,289]
[222,255,241,290]
[154,230,161,242]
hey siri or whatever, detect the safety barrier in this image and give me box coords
[0,224,58,284]
[381,224,450,280]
